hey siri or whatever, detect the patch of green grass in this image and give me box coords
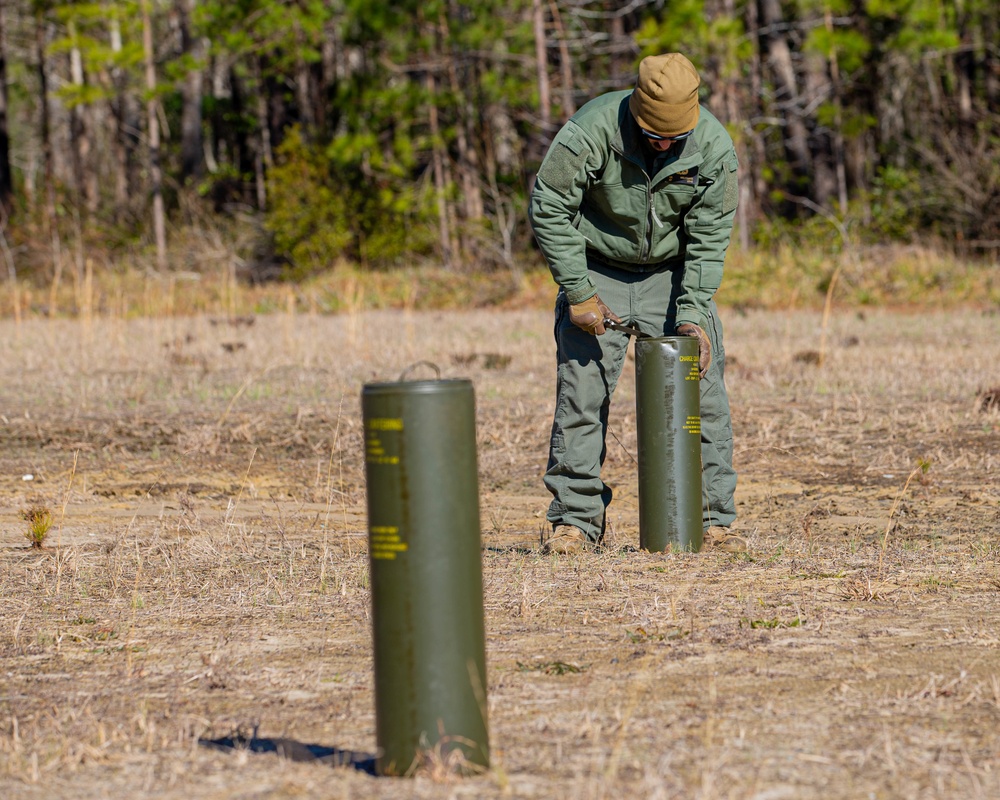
[740,617,804,630]
[625,627,689,643]
[920,576,957,590]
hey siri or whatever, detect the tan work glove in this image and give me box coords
[676,322,712,378]
[569,294,621,336]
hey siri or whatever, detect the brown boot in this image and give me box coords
[541,525,590,554]
[703,526,748,553]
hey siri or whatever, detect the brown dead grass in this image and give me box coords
[1,307,999,799]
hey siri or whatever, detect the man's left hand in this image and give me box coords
[676,323,711,378]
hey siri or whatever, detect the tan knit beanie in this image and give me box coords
[629,53,701,137]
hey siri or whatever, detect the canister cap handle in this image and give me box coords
[398,361,442,381]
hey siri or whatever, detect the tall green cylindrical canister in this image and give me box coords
[634,337,703,552]
[361,378,489,776]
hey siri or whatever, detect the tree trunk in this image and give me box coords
[481,103,517,275]
[141,0,167,270]
[229,66,252,179]
[37,9,63,310]
[803,48,837,209]
[952,1,974,122]
[68,21,97,214]
[708,0,752,246]
[824,9,848,214]
[253,56,272,211]
[532,0,551,136]
[34,19,52,198]
[178,0,205,181]
[207,56,226,172]
[744,0,769,221]
[548,0,575,121]
[608,6,629,85]
[294,20,315,137]
[109,11,130,215]
[319,15,341,137]
[984,5,999,109]
[425,69,453,269]
[450,69,484,225]
[0,0,12,216]
[758,0,812,192]
[443,4,483,226]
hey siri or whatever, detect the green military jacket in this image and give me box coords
[528,90,739,329]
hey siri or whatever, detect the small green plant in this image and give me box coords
[627,627,663,643]
[918,456,933,485]
[741,617,804,629]
[626,626,689,643]
[21,505,53,548]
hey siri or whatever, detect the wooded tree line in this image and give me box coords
[0,0,997,282]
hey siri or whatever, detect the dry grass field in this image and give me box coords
[1,306,999,799]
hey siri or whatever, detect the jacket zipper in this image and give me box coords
[642,176,657,262]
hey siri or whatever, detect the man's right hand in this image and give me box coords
[569,294,621,335]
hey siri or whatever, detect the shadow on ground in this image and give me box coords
[199,733,377,774]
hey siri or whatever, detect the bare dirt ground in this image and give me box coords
[1,307,999,799]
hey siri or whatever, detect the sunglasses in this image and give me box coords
[641,127,694,142]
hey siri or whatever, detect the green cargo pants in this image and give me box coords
[544,259,736,543]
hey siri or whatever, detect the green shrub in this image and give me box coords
[265,127,437,278]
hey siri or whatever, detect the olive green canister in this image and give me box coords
[634,337,703,552]
[361,378,489,775]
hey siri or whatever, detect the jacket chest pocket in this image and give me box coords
[652,181,696,224]
[586,180,647,226]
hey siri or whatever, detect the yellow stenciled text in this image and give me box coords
[370,525,409,560]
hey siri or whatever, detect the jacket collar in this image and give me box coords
[610,95,702,178]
